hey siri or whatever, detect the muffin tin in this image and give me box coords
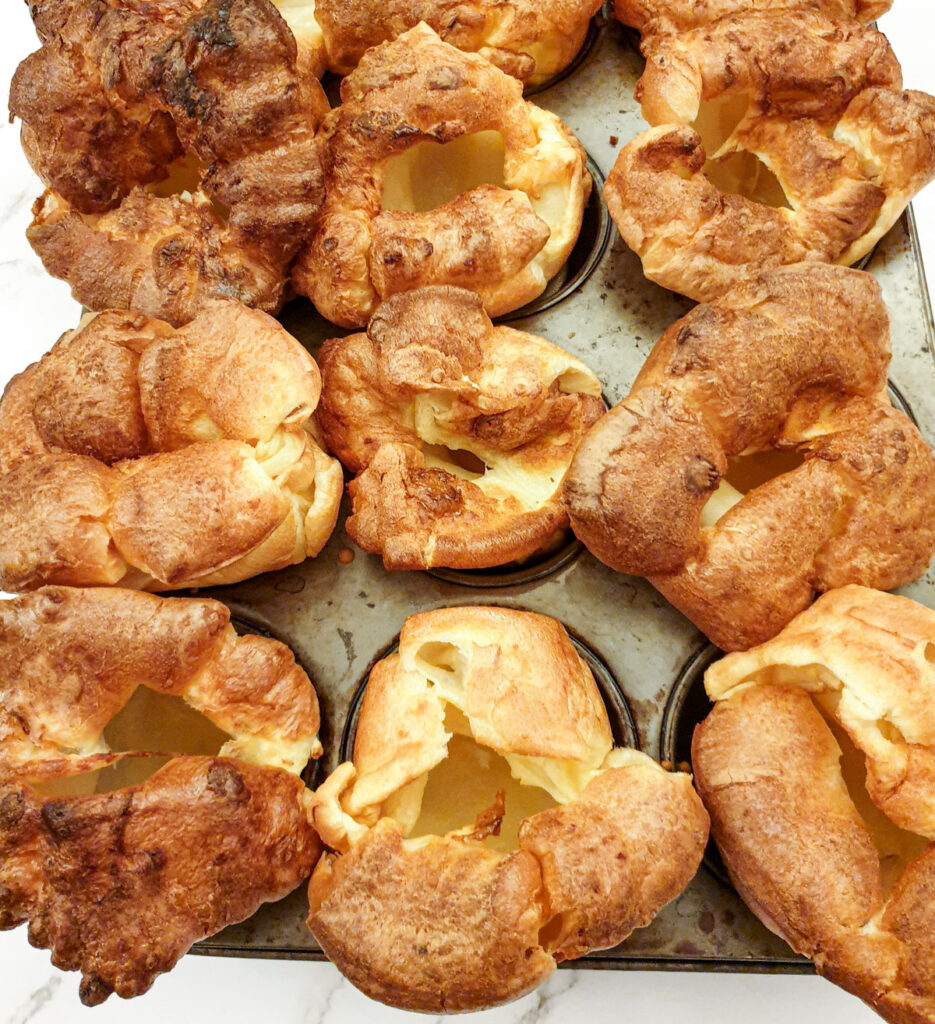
[193,12,935,976]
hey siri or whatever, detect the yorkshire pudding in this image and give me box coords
[0,301,343,592]
[694,586,935,1024]
[0,586,322,1004]
[308,606,709,1011]
[316,286,604,570]
[615,0,892,41]
[634,10,901,132]
[274,0,600,83]
[562,263,935,651]
[292,23,591,328]
[11,0,328,325]
[603,11,935,301]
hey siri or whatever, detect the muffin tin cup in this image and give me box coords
[658,644,734,891]
[191,13,935,977]
[426,536,584,588]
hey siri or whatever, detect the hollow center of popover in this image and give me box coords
[103,686,229,757]
[705,150,791,209]
[816,702,928,897]
[148,152,207,199]
[692,95,791,209]
[370,636,616,851]
[32,688,229,798]
[693,93,749,155]
[747,663,931,897]
[701,447,806,527]
[381,131,506,213]
[411,396,571,511]
[421,442,489,479]
[406,707,557,854]
[146,152,230,220]
[726,448,806,492]
[271,0,322,46]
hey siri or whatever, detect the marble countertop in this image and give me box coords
[2,6,934,1023]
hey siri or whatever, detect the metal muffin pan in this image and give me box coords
[192,13,935,973]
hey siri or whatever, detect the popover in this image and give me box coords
[0,586,322,1004]
[615,0,892,44]
[292,23,591,327]
[280,0,601,84]
[316,286,604,570]
[11,0,328,324]
[0,301,343,592]
[694,586,935,1024]
[308,606,709,1011]
[603,11,935,300]
[562,263,935,651]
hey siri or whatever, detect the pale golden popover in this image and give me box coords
[603,10,935,300]
[11,0,328,325]
[694,586,935,1024]
[308,606,709,1011]
[562,263,935,651]
[0,301,343,592]
[316,286,604,570]
[274,0,601,84]
[615,0,891,41]
[0,586,322,1005]
[292,23,591,328]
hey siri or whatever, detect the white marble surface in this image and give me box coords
[1,5,934,1023]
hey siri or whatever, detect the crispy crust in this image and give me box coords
[317,287,603,569]
[307,606,708,1010]
[636,10,899,125]
[615,0,892,38]
[694,685,885,947]
[605,103,935,301]
[603,12,935,301]
[0,586,322,1004]
[694,588,935,1023]
[705,587,935,837]
[292,24,590,327]
[312,0,601,83]
[2,760,319,1005]
[309,820,554,1012]
[0,303,342,592]
[0,587,322,778]
[518,763,709,960]
[562,264,935,651]
[12,0,327,323]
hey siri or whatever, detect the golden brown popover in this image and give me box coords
[276,0,601,84]
[615,0,891,42]
[308,606,709,1011]
[562,263,935,651]
[316,287,604,570]
[292,23,591,328]
[694,586,935,1024]
[0,301,343,592]
[11,0,328,325]
[0,586,322,1004]
[603,11,935,301]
